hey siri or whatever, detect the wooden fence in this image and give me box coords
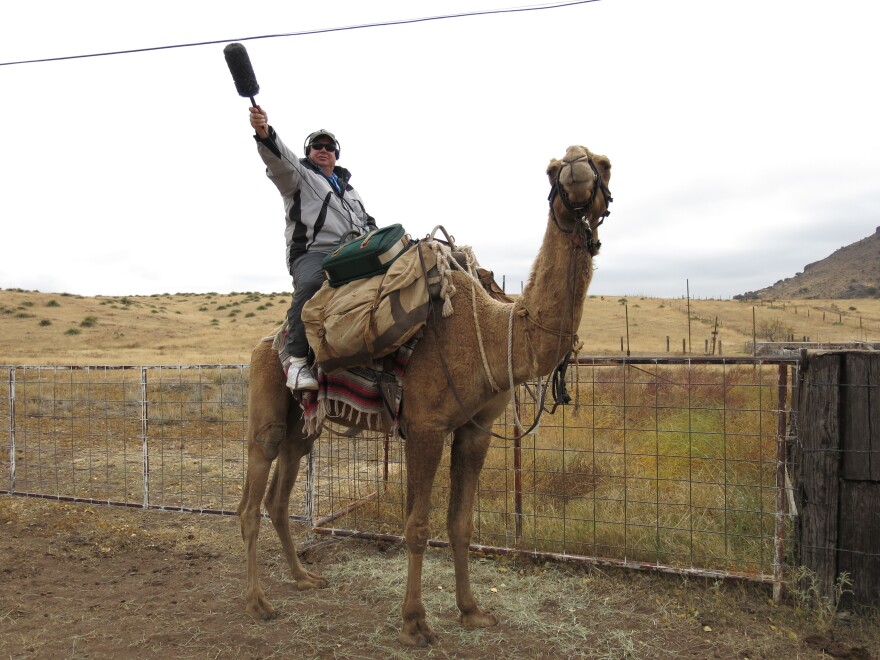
[796,350,880,605]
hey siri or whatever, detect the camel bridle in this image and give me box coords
[548,154,613,256]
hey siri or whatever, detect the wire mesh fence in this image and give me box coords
[1,365,251,514]
[2,357,800,586]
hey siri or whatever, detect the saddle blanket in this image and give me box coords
[272,322,415,435]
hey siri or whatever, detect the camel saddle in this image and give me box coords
[290,228,512,432]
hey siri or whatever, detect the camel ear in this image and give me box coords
[595,155,611,182]
[546,158,562,183]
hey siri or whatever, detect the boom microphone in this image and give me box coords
[223,42,260,106]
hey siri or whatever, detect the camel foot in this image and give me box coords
[245,593,277,621]
[398,619,439,647]
[460,610,498,628]
[295,572,329,591]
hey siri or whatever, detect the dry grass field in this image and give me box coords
[2,287,879,365]
[2,286,880,658]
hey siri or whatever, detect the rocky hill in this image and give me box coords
[737,226,880,300]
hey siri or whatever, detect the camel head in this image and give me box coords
[546,146,612,255]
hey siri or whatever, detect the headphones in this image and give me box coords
[303,129,341,160]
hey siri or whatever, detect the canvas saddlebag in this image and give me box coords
[321,223,410,288]
[303,242,435,372]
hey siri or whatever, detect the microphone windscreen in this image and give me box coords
[223,42,260,99]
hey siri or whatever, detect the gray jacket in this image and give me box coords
[255,127,377,273]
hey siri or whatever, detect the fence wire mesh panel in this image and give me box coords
[3,357,799,583]
[2,365,254,515]
[309,357,800,582]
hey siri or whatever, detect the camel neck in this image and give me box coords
[515,217,592,375]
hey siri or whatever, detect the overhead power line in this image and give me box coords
[0,0,601,67]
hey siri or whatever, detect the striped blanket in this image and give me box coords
[272,323,416,435]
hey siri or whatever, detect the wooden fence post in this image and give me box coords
[797,351,880,605]
[839,353,880,603]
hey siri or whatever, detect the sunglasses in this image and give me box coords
[310,142,336,152]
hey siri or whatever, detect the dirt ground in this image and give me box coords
[1,496,877,659]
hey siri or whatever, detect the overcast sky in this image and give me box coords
[2,0,878,299]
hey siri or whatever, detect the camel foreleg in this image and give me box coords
[398,432,445,647]
[448,424,498,629]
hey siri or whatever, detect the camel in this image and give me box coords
[237,145,612,646]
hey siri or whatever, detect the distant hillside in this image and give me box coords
[737,226,880,300]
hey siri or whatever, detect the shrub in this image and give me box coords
[46,300,60,307]
[757,319,793,341]
[64,328,81,336]
[80,316,98,328]
[39,319,52,327]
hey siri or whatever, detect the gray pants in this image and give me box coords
[286,251,326,359]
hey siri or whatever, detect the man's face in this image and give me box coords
[308,138,337,171]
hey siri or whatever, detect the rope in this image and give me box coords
[425,240,457,317]
[571,338,583,417]
[457,245,482,278]
[508,304,523,428]
[471,274,501,392]
[518,306,577,338]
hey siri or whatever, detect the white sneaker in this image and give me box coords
[285,356,318,391]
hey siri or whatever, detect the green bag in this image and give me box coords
[322,224,410,288]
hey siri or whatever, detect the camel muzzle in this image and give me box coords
[548,155,612,256]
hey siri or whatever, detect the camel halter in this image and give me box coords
[548,154,613,255]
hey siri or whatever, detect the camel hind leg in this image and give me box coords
[238,416,286,620]
[264,406,328,591]
[238,339,325,621]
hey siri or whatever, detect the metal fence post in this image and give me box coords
[773,362,789,603]
[7,368,15,493]
[306,447,316,530]
[513,387,523,541]
[141,366,149,508]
